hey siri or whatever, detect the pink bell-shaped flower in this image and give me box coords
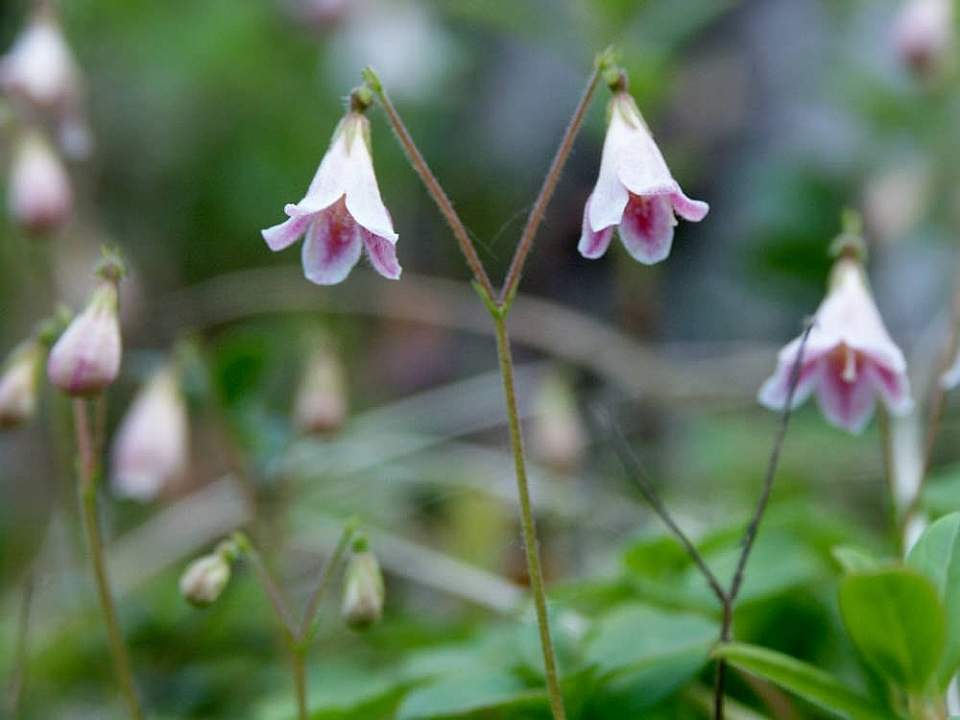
[111,366,188,502]
[579,91,709,265]
[47,277,122,397]
[261,109,400,285]
[0,339,43,429]
[759,249,913,434]
[8,129,72,234]
[293,341,347,434]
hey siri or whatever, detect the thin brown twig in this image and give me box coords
[715,319,814,719]
[498,66,601,304]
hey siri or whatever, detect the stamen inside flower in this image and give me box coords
[841,345,858,384]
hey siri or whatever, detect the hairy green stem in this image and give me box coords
[73,399,144,720]
[492,312,567,720]
[292,648,308,720]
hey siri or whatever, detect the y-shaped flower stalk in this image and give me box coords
[362,52,605,720]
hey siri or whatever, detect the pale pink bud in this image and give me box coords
[111,367,188,502]
[579,91,709,265]
[529,370,585,473]
[8,130,73,234]
[342,538,384,630]
[0,340,43,429]
[759,255,913,434]
[47,282,122,396]
[179,553,231,608]
[0,9,80,111]
[261,110,400,285]
[293,344,347,434]
[893,0,954,77]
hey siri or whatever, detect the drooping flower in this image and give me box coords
[579,91,709,265]
[8,129,73,234]
[758,251,913,434]
[0,339,43,429]
[0,6,91,158]
[261,110,400,285]
[293,341,347,434]
[529,369,585,474]
[893,0,954,77]
[342,536,384,630]
[111,366,188,502]
[47,277,122,396]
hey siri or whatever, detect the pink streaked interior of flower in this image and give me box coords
[618,193,676,264]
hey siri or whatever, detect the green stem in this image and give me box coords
[292,647,308,720]
[491,312,567,720]
[73,399,144,720]
[297,523,356,644]
[878,409,904,556]
[6,571,34,719]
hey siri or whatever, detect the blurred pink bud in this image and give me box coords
[893,0,954,77]
[293,0,349,29]
[342,540,384,630]
[47,281,122,396]
[293,344,347,434]
[111,367,188,502]
[529,370,585,473]
[262,112,400,285]
[0,8,80,111]
[8,130,72,234]
[759,256,913,434]
[0,340,43,429]
[580,92,709,265]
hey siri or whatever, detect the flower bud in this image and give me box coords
[341,538,384,630]
[8,129,73,234]
[0,8,80,111]
[179,552,232,608]
[47,280,122,396]
[0,340,43,429]
[111,366,189,502]
[529,369,586,474]
[293,342,347,434]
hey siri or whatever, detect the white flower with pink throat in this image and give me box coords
[759,243,913,434]
[262,98,400,285]
[579,90,709,265]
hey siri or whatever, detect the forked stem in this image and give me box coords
[73,398,144,720]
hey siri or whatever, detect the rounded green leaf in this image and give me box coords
[838,567,946,693]
[907,512,960,688]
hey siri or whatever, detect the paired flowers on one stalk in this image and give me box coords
[759,233,913,434]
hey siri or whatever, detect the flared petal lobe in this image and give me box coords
[301,201,363,285]
[618,193,676,265]
[578,195,615,259]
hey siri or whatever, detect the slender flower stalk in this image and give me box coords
[221,523,356,720]
[73,398,144,720]
[362,55,607,719]
[6,572,34,719]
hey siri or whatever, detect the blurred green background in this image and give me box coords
[2,0,960,717]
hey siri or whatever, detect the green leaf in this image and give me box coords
[831,546,880,573]
[713,643,893,719]
[924,465,960,517]
[584,604,718,714]
[839,567,946,694]
[907,512,960,687]
[396,670,548,719]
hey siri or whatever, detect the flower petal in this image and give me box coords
[361,228,402,280]
[301,204,362,285]
[578,195,615,259]
[815,352,877,434]
[341,116,398,242]
[617,193,676,265]
[757,356,822,411]
[261,213,314,251]
[671,191,709,222]
[942,348,960,390]
[867,361,914,416]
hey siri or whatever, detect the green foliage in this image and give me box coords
[906,512,960,688]
[713,643,893,720]
[838,568,946,695]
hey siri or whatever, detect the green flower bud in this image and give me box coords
[341,541,384,631]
